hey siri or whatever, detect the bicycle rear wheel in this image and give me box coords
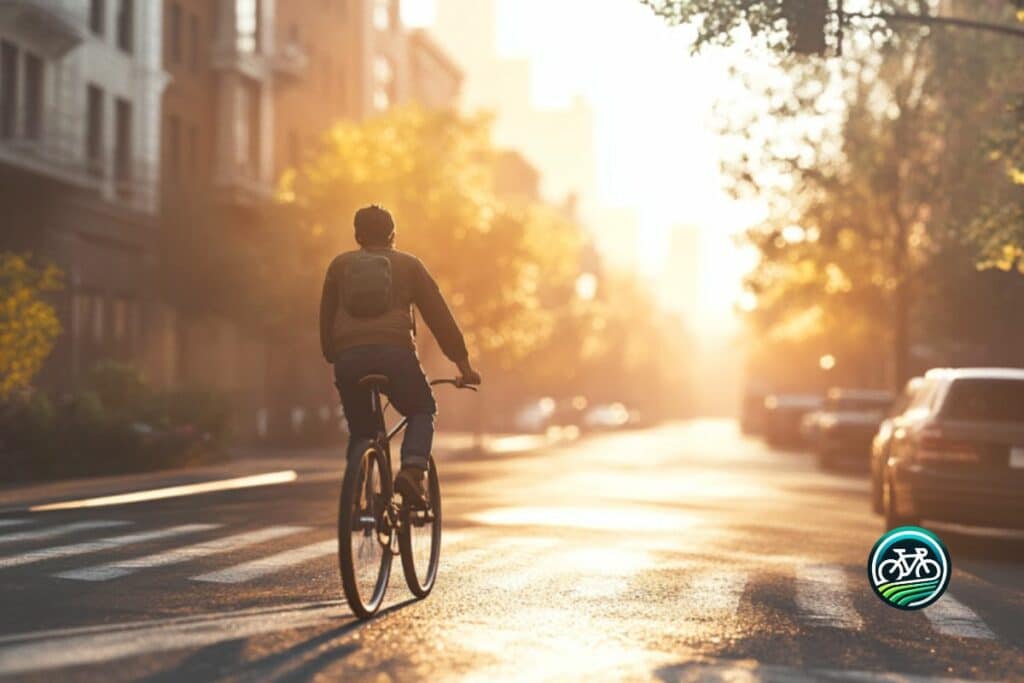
[338,445,392,618]
[399,455,442,597]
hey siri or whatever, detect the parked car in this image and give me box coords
[762,394,823,447]
[870,377,924,513]
[814,388,894,470]
[877,368,1024,530]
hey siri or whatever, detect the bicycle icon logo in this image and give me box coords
[868,527,951,610]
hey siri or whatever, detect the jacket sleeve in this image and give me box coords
[412,259,469,363]
[319,264,338,362]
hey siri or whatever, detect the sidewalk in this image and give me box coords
[0,431,562,512]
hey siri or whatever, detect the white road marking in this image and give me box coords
[191,539,335,584]
[0,600,349,676]
[0,520,129,545]
[0,520,30,529]
[29,470,298,512]
[55,526,306,581]
[0,525,217,569]
[685,569,747,617]
[924,595,996,640]
[795,564,864,630]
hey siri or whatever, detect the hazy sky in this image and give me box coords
[404,0,764,326]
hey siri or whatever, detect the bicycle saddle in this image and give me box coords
[358,374,389,389]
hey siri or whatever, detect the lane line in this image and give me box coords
[0,520,30,529]
[0,525,217,569]
[28,470,298,512]
[0,521,129,545]
[55,526,306,581]
[191,539,335,584]
[795,565,864,630]
[924,595,997,640]
[0,600,350,676]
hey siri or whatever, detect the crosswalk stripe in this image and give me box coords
[191,539,335,584]
[0,520,30,530]
[0,521,129,545]
[924,595,996,640]
[685,569,747,617]
[0,525,217,569]
[795,565,863,630]
[54,526,307,582]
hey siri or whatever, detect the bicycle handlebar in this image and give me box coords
[430,378,479,392]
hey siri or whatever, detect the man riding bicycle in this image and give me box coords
[319,205,482,504]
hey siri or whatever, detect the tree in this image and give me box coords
[723,4,1024,385]
[0,253,62,398]
[278,105,589,370]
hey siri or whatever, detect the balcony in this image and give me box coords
[211,39,308,84]
[0,1,86,58]
[270,42,308,82]
[212,163,277,207]
[0,112,157,213]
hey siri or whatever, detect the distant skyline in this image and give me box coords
[404,0,764,329]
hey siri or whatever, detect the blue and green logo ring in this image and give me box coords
[867,526,951,610]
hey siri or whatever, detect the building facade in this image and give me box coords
[0,0,166,389]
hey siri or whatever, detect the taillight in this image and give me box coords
[916,430,979,463]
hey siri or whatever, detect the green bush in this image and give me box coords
[0,363,231,482]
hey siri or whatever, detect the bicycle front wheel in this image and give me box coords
[399,455,442,598]
[338,445,392,618]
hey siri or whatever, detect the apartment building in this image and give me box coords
[0,0,166,388]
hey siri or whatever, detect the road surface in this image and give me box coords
[0,421,1021,681]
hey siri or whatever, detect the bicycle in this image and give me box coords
[878,547,941,582]
[337,375,477,619]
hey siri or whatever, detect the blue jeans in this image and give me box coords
[333,345,437,469]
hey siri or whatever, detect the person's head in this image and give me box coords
[354,205,395,248]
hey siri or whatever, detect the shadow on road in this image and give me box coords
[138,598,421,682]
[939,528,1024,565]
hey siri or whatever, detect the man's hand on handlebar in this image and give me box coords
[456,358,482,387]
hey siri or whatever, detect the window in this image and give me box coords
[235,78,259,173]
[86,85,104,175]
[373,0,393,30]
[287,129,300,167]
[167,114,180,181]
[23,53,42,140]
[373,55,393,111]
[1,41,17,139]
[92,294,105,344]
[117,0,134,53]
[112,297,128,345]
[236,0,261,53]
[940,379,1024,423]
[90,0,106,36]
[169,2,182,64]
[189,14,200,71]
[187,123,198,173]
[115,97,132,195]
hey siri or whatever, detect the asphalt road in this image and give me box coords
[0,420,1022,682]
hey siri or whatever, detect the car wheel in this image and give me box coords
[883,473,919,530]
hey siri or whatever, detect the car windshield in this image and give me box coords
[940,379,1024,423]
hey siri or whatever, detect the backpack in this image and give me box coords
[342,251,393,318]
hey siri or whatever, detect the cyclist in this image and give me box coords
[320,205,482,504]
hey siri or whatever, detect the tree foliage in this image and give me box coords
[719,4,1024,384]
[278,105,588,366]
[0,253,61,398]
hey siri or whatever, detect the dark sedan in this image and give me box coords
[813,388,893,470]
[878,368,1024,530]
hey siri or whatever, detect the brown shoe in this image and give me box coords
[395,467,427,509]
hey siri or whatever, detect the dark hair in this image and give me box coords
[354,205,395,247]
